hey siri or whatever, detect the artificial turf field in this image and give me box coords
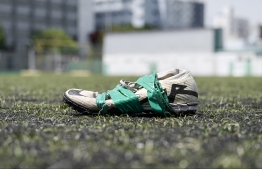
[0,73,261,168]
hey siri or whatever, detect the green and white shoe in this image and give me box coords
[63,68,198,116]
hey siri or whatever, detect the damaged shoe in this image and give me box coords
[63,68,198,116]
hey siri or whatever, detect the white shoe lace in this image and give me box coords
[119,80,142,93]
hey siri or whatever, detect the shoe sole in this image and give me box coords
[63,94,198,116]
[63,93,97,114]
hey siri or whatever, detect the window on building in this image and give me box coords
[0,21,12,32]
[34,8,47,17]
[66,20,77,27]
[6,36,14,47]
[51,3,62,11]
[66,26,77,36]
[16,32,30,45]
[17,30,30,37]
[51,0,63,4]
[51,18,63,28]
[33,17,46,25]
[259,25,262,40]
[151,9,159,16]
[0,4,12,13]
[51,10,63,19]
[16,0,30,5]
[96,13,104,19]
[0,0,10,4]
[16,5,30,16]
[66,0,77,6]
[16,21,30,30]
[34,0,46,8]
[66,5,77,12]
[33,23,46,30]
[0,12,11,20]
[67,12,77,20]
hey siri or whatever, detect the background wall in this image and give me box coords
[103,29,262,76]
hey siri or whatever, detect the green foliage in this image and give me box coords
[0,23,5,49]
[0,74,261,168]
[32,28,78,54]
[110,24,156,32]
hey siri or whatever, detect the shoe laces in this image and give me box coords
[120,80,142,93]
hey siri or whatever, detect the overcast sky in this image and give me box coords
[203,0,262,27]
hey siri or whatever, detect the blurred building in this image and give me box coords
[213,7,249,50]
[102,29,220,76]
[160,0,204,29]
[0,0,94,51]
[249,24,262,45]
[259,25,262,43]
[102,29,262,76]
[94,0,204,30]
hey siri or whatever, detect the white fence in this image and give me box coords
[103,52,262,76]
[102,29,262,76]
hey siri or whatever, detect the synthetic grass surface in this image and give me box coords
[0,74,261,168]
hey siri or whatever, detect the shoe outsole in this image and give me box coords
[63,94,198,116]
[63,93,97,114]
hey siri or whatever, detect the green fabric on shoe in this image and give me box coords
[96,72,172,116]
[96,92,107,114]
[136,71,173,116]
[108,85,143,114]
